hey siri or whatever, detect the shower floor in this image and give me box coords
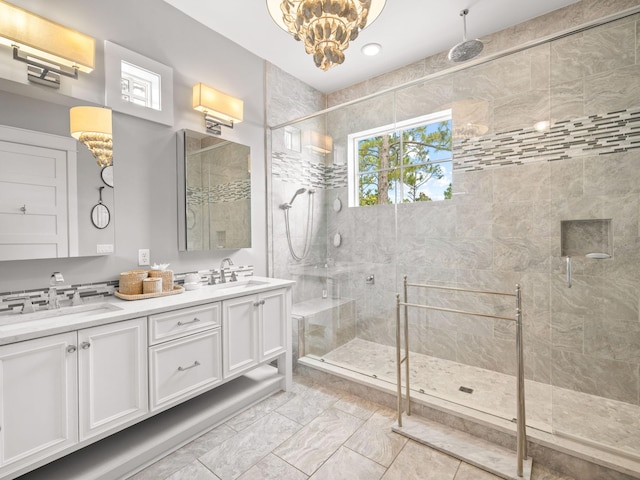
[310,338,640,461]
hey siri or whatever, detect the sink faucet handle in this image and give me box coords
[6,295,36,314]
[230,271,238,282]
[50,272,64,285]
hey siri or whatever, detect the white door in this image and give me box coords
[259,288,287,360]
[78,318,148,441]
[0,332,78,469]
[222,294,259,379]
[0,140,69,260]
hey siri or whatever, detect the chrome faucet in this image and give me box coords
[6,295,36,314]
[219,258,234,283]
[48,272,64,309]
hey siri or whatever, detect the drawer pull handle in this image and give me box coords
[80,342,91,349]
[253,300,266,306]
[178,360,201,372]
[67,345,77,353]
[177,317,200,326]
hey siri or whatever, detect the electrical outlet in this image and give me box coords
[138,249,150,266]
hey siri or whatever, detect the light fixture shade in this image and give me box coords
[0,0,95,72]
[267,0,386,71]
[70,106,113,167]
[192,83,243,125]
[304,131,333,154]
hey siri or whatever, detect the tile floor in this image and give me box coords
[128,375,574,480]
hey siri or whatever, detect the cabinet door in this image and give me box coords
[78,318,148,441]
[259,288,287,361]
[222,294,258,379]
[0,332,78,468]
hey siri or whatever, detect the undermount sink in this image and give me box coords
[0,302,123,326]
[206,279,271,291]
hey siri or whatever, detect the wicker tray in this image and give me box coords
[114,285,185,301]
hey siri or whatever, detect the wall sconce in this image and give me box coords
[0,0,95,88]
[192,83,243,135]
[303,131,333,155]
[70,106,113,167]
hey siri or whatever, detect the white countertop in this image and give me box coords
[0,277,295,346]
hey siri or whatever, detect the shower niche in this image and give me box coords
[561,219,612,259]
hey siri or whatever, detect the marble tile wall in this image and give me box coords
[266,2,640,407]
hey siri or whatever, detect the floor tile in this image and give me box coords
[165,460,220,480]
[332,390,381,420]
[454,462,503,479]
[381,440,460,480]
[309,446,386,480]
[226,390,296,432]
[237,454,308,480]
[274,407,364,475]
[199,412,302,480]
[275,382,340,425]
[344,409,407,467]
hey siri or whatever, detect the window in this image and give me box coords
[120,61,161,110]
[104,41,173,126]
[348,110,452,207]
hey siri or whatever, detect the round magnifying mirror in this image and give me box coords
[101,165,114,187]
[91,203,110,229]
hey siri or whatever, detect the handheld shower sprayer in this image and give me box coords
[280,188,307,210]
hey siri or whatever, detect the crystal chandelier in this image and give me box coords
[267,0,386,71]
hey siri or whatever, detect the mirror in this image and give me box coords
[0,90,116,261]
[91,187,111,229]
[177,129,251,250]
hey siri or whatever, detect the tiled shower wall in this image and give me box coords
[267,5,640,405]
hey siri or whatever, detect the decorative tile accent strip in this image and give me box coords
[453,108,640,171]
[0,265,255,314]
[272,152,348,189]
[187,179,251,205]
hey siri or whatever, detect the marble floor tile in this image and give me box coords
[381,440,461,480]
[332,390,382,420]
[165,460,220,480]
[275,381,341,425]
[128,424,236,480]
[237,454,308,480]
[226,390,297,432]
[274,407,365,475]
[454,462,503,480]
[199,412,302,480]
[344,409,408,467]
[308,446,386,480]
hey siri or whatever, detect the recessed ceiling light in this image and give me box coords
[361,43,382,56]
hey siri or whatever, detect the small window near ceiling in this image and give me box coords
[120,61,161,110]
[347,110,453,207]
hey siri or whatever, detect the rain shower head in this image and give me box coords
[448,9,484,63]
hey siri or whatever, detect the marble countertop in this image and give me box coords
[0,276,295,346]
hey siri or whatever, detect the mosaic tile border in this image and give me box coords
[452,108,640,171]
[272,107,640,185]
[187,179,251,205]
[0,265,254,315]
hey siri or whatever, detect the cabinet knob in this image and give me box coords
[80,342,91,349]
[66,345,77,353]
[177,317,200,326]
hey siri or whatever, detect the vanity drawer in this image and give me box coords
[148,303,220,345]
[149,329,222,411]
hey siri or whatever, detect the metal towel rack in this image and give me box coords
[395,276,528,477]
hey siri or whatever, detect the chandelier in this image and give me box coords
[267,0,386,71]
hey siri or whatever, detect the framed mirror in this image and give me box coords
[177,129,251,250]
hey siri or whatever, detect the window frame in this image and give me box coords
[104,41,174,126]
[347,109,452,207]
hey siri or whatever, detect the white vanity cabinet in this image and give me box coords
[148,303,222,411]
[0,332,78,470]
[222,288,288,379]
[78,317,148,440]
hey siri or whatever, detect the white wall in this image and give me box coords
[0,0,267,291]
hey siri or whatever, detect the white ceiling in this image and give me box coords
[163,0,578,94]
